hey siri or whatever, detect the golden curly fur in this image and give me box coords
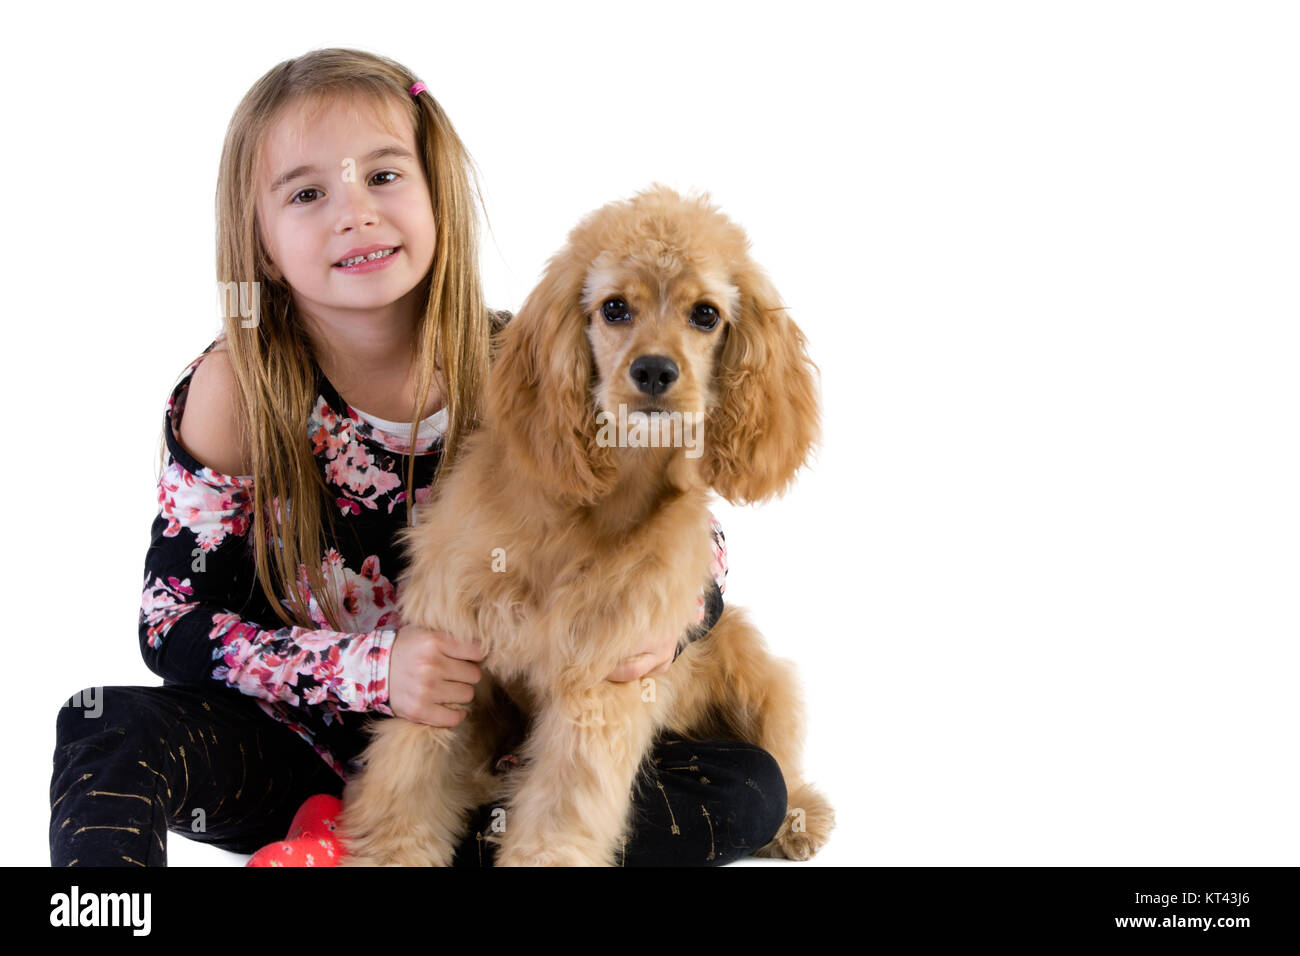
[338,185,833,866]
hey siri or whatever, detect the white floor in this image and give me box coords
[167,832,837,866]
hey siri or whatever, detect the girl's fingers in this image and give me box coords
[438,657,482,687]
[433,630,486,662]
[606,653,655,683]
[419,703,467,728]
[432,677,476,706]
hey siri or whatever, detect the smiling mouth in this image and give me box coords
[334,246,400,267]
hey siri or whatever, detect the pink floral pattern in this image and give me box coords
[157,461,253,548]
[289,550,401,633]
[140,573,196,649]
[308,396,439,516]
[209,611,395,715]
[696,515,729,623]
[709,515,728,596]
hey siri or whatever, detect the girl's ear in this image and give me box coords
[485,252,616,505]
[705,263,821,505]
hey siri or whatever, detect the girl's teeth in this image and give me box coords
[338,248,396,267]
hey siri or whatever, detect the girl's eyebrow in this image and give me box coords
[268,145,418,193]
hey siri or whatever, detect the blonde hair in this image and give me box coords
[159,48,496,632]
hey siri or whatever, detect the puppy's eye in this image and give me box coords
[690,303,720,330]
[602,298,631,323]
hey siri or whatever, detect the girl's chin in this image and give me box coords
[315,280,426,312]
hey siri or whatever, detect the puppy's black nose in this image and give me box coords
[629,355,679,396]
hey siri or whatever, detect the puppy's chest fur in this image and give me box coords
[396,470,715,690]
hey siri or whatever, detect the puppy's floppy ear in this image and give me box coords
[706,263,821,505]
[485,249,616,506]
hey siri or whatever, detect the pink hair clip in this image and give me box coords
[409,81,427,98]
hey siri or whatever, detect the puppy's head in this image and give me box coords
[487,184,820,507]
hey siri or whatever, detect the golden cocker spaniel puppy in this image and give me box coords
[339,185,833,866]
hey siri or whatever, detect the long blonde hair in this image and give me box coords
[158,48,495,632]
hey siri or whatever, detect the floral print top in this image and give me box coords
[138,325,729,782]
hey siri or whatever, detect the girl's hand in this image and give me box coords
[387,626,485,726]
[605,631,678,683]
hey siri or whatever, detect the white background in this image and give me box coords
[4,0,1297,867]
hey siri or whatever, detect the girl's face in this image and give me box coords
[256,94,436,321]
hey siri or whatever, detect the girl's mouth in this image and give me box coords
[333,246,401,273]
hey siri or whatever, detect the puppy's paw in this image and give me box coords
[495,840,607,867]
[336,819,458,866]
[755,783,835,861]
[337,842,455,867]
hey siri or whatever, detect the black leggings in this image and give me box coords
[50,684,787,867]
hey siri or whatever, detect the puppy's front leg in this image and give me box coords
[339,678,499,867]
[496,681,657,867]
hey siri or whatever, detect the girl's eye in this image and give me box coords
[602,298,631,323]
[690,303,720,330]
[291,172,397,205]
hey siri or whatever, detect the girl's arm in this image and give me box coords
[139,364,398,718]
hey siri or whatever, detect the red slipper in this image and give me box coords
[245,793,345,867]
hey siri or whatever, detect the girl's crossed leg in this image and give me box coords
[50,684,785,866]
[50,683,343,866]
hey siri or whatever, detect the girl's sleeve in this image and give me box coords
[138,403,398,718]
[679,513,728,655]
[707,513,728,597]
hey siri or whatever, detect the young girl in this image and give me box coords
[49,47,786,867]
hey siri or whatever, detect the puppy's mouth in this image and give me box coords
[619,402,705,417]
[597,398,709,419]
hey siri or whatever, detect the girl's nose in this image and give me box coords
[334,183,380,231]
